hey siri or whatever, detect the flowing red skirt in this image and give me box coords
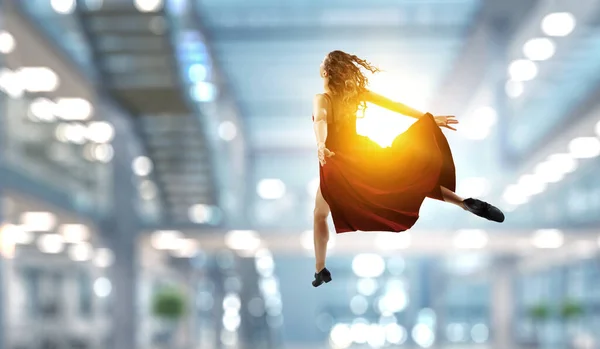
[319,113,456,234]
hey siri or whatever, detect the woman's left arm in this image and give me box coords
[364,90,458,130]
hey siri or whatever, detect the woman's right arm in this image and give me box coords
[313,94,329,149]
[364,90,424,119]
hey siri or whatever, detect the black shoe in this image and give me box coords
[312,268,332,287]
[463,198,505,223]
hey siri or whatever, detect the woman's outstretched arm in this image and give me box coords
[365,90,458,130]
[364,90,424,119]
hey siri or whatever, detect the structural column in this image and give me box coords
[0,1,7,345]
[490,258,517,349]
[103,121,141,349]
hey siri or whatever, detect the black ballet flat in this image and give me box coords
[312,267,332,287]
[463,198,505,223]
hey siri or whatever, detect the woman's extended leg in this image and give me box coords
[440,186,466,209]
[313,186,330,273]
[438,186,505,223]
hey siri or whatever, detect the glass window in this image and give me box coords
[1,91,113,214]
[18,0,95,77]
[78,272,92,317]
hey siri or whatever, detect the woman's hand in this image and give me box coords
[317,143,335,166]
[434,115,459,131]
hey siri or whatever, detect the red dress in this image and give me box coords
[317,97,456,234]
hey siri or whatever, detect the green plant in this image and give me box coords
[560,300,584,320]
[528,303,551,322]
[152,288,187,321]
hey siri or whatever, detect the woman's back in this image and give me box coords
[322,93,361,150]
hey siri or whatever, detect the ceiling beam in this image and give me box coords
[139,228,599,256]
[209,24,469,42]
[429,0,540,114]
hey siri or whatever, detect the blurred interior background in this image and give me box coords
[1,0,600,349]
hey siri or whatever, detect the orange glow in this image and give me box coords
[357,73,429,148]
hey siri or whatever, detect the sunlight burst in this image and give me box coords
[357,73,429,148]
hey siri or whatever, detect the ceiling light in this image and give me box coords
[473,106,497,127]
[150,230,183,250]
[54,98,93,121]
[18,67,60,92]
[505,80,524,98]
[386,323,408,345]
[188,64,208,82]
[94,248,114,268]
[29,98,56,122]
[546,153,577,173]
[568,137,600,158]
[508,60,538,82]
[517,174,546,196]
[86,121,115,143]
[83,0,104,11]
[171,238,199,258]
[454,229,488,249]
[542,12,576,37]
[352,254,385,278]
[502,185,529,206]
[92,143,114,163]
[134,0,163,12]
[374,233,411,250]
[225,230,261,251]
[523,38,556,61]
[1,224,34,245]
[367,324,387,348]
[20,212,57,232]
[0,68,24,98]
[531,229,564,249]
[37,233,65,254]
[139,179,157,200]
[190,82,217,102]
[457,177,490,198]
[534,161,565,183]
[218,121,237,141]
[257,179,286,200]
[460,117,492,140]
[188,204,212,224]
[412,323,435,348]
[255,248,275,277]
[357,278,379,296]
[68,242,94,261]
[0,31,16,54]
[132,156,153,176]
[59,224,90,243]
[330,324,353,349]
[93,277,112,297]
[350,322,370,344]
[51,0,76,14]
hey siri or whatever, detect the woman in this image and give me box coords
[311,50,504,287]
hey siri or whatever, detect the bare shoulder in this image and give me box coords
[313,93,329,106]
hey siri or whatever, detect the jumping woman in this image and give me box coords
[311,50,504,287]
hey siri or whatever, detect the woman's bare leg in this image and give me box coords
[440,186,467,209]
[313,186,330,273]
